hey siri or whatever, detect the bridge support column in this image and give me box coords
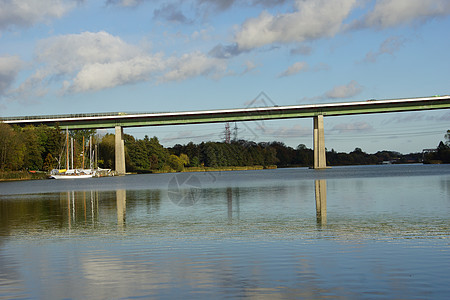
[115,126,126,175]
[313,115,327,169]
[315,179,327,225]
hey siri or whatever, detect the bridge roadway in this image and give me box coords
[2,95,450,174]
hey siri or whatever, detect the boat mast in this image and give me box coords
[66,127,69,170]
[89,135,93,170]
[82,136,85,169]
[71,137,74,170]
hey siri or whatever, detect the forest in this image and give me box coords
[0,122,449,174]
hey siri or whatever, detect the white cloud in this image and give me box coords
[300,80,363,103]
[326,80,363,99]
[290,45,313,56]
[358,0,450,29]
[36,31,145,76]
[12,31,228,97]
[107,0,143,7]
[234,0,357,51]
[162,52,227,82]
[361,36,406,63]
[331,121,373,133]
[31,31,166,93]
[241,60,259,75]
[255,123,310,137]
[153,3,192,24]
[0,0,76,30]
[0,55,23,95]
[71,55,166,92]
[160,130,217,143]
[278,62,308,77]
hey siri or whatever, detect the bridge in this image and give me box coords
[2,95,450,174]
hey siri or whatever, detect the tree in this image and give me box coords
[0,123,24,170]
[168,155,184,172]
[43,153,55,171]
[179,153,189,166]
[21,126,44,170]
[436,141,450,163]
[40,125,65,169]
[99,134,115,169]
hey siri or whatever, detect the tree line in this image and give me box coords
[1,122,449,172]
[0,123,95,171]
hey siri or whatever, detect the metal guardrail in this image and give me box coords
[1,95,449,129]
[0,111,167,121]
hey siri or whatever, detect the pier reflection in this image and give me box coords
[63,189,163,230]
[1,182,327,235]
[116,190,126,229]
[222,181,327,225]
[225,187,241,224]
[64,190,128,230]
[315,180,327,225]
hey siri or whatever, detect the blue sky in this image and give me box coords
[1,0,449,153]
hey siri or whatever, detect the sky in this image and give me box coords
[0,0,449,154]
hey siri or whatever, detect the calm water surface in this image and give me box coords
[0,165,449,299]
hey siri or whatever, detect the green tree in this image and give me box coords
[21,126,44,170]
[168,155,184,172]
[99,134,115,169]
[40,125,65,169]
[43,153,55,171]
[0,123,24,170]
[179,153,189,166]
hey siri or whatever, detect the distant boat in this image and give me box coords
[49,168,95,179]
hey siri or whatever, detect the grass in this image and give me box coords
[0,171,48,181]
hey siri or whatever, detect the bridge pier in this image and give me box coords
[315,179,327,225]
[115,126,126,175]
[313,115,327,169]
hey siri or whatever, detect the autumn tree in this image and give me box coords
[0,123,24,170]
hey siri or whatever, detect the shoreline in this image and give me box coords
[0,171,49,182]
[2,162,446,182]
[0,166,278,182]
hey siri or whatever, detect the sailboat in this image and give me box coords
[49,168,95,179]
[49,129,96,179]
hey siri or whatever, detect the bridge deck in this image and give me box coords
[2,95,450,129]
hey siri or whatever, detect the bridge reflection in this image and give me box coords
[116,190,126,229]
[315,180,327,225]
[0,183,327,234]
[64,182,327,228]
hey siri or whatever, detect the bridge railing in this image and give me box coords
[0,111,165,121]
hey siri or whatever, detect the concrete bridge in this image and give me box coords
[2,95,450,174]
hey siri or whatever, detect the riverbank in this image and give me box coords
[131,165,277,174]
[0,171,48,182]
[0,166,278,181]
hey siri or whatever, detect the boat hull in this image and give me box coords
[49,174,93,179]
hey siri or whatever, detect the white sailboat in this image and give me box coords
[49,169,94,179]
[49,129,96,179]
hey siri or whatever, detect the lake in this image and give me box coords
[1,165,449,299]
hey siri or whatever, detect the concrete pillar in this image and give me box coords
[313,115,327,169]
[115,125,126,175]
[116,189,126,229]
[315,179,327,225]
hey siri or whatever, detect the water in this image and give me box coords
[0,165,449,299]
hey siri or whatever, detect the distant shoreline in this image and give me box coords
[0,166,278,182]
[3,162,449,182]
